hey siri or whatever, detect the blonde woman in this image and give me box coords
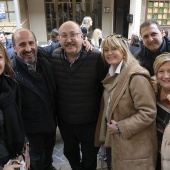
[91,28,103,50]
[80,16,93,40]
[95,35,157,170]
[153,53,170,170]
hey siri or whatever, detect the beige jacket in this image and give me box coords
[95,59,158,170]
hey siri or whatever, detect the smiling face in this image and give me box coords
[59,21,83,59]
[13,29,37,65]
[103,46,124,68]
[157,61,170,90]
[141,24,163,53]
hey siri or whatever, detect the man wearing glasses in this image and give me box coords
[51,21,107,170]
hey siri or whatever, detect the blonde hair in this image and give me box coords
[81,16,92,30]
[101,35,137,66]
[91,28,102,47]
[153,52,170,75]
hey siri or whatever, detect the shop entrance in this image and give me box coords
[45,0,102,40]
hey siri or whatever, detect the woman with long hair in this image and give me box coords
[80,16,93,40]
[0,42,26,170]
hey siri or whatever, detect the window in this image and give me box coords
[0,0,15,23]
[147,1,170,25]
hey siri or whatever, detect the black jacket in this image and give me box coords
[51,47,108,124]
[12,50,57,133]
[134,37,170,76]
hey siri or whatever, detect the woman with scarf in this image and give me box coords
[0,42,26,170]
[153,53,170,170]
[95,35,157,170]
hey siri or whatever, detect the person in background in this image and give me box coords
[0,32,15,59]
[0,42,26,170]
[80,16,93,40]
[91,28,103,51]
[161,28,170,40]
[134,19,170,77]
[129,34,141,55]
[153,53,170,170]
[164,29,169,39]
[48,28,60,46]
[12,29,57,170]
[52,21,107,170]
[95,34,157,170]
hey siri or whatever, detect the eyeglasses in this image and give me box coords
[60,33,82,39]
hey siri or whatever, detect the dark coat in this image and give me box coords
[12,50,57,133]
[51,47,108,124]
[134,37,170,76]
[129,45,141,55]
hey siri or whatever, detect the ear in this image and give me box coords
[13,45,17,53]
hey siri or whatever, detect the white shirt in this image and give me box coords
[109,60,123,76]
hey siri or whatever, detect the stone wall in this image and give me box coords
[140,0,147,26]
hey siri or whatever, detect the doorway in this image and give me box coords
[45,0,102,40]
[114,0,130,38]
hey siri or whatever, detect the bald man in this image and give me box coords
[12,29,57,170]
[52,21,107,170]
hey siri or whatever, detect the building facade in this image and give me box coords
[0,0,169,44]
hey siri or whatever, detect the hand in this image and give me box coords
[107,120,119,134]
[24,144,30,169]
[83,40,93,51]
[3,164,22,170]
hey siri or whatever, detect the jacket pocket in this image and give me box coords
[119,130,151,160]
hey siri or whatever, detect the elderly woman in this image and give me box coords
[153,53,170,170]
[95,35,157,170]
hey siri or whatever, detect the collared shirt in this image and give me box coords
[64,51,81,68]
[16,55,37,71]
[109,60,123,76]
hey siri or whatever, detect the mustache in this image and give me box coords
[65,42,75,46]
[24,50,33,54]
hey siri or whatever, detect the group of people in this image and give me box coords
[1,17,170,170]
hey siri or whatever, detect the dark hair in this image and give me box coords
[164,29,169,38]
[130,35,140,47]
[51,28,59,37]
[12,29,37,46]
[140,19,161,35]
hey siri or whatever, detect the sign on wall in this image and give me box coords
[0,3,6,19]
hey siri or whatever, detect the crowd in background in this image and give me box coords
[1,17,170,170]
